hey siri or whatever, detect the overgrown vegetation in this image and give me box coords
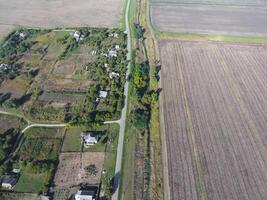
[0,28,128,124]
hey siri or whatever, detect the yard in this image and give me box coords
[14,171,49,194]
[12,127,65,193]
[54,152,105,188]
[61,127,83,152]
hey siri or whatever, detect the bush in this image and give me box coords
[132,111,149,129]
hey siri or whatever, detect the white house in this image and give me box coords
[19,32,26,39]
[75,190,95,200]
[81,132,98,147]
[109,72,120,79]
[99,91,108,98]
[104,63,110,72]
[0,64,10,70]
[115,45,120,50]
[108,50,117,57]
[1,178,17,189]
[73,31,81,42]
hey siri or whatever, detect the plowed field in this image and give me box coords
[159,40,267,200]
[151,0,267,36]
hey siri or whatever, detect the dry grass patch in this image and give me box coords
[54,152,104,188]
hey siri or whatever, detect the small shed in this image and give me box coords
[75,190,95,200]
[99,91,108,98]
[73,31,81,41]
[1,178,17,189]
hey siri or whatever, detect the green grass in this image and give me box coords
[118,122,135,200]
[61,127,83,152]
[100,124,120,198]
[156,31,267,44]
[15,171,48,194]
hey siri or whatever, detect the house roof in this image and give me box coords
[75,190,94,200]
[99,91,108,98]
[81,132,98,144]
[2,178,17,186]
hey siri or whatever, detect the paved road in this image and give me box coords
[111,0,132,199]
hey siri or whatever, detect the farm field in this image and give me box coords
[159,40,267,200]
[151,0,267,36]
[0,0,123,38]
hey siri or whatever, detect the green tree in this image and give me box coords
[85,164,98,176]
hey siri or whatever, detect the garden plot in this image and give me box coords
[0,114,22,133]
[54,152,105,188]
[0,76,29,99]
[159,40,267,200]
[14,127,65,193]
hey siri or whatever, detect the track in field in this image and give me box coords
[159,40,267,200]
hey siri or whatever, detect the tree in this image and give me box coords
[132,111,149,129]
[85,164,98,176]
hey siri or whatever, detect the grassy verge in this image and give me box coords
[101,123,120,198]
[118,0,138,198]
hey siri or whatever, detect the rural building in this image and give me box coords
[12,168,20,173]
[1,178,17,189]
[81,132,99,147]
[19,32,26,39]
[109,72,120,79]
[99,91,108,98]
[115,45,120,50]
[108,50,117,57]
[0,64,10,70]
[40,195,50,200]
[73,31,81,41]
[104,63,110,72]
[109,33,118,38]
[75,190,95,200]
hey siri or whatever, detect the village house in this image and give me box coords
[107,50,117,57]
[99,90,108,98]
[19,32,26,39]
[1,178,17,189]
[109,32,118,38]
[109,72,120,79]
[75,190,95,200]
[73,31,81,42]
[0,63,10,70]
[115,45,120,50]
[104,63,110,72]
[81,132,99,148]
